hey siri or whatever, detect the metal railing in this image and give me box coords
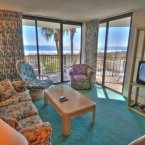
[25,54,126,84]
[25,54,80,74]
[96,57,126,84]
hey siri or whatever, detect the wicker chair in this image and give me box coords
[69,64,94,89]
[16,60,53,90]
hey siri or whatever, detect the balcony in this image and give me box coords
[25,54,125,92]
[25,54,80,83]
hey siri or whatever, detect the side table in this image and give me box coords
[29,89,44,100]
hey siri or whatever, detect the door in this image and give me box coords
[96,14,132,93]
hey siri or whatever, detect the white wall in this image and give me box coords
[123,9,145,102]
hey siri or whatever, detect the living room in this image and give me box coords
[1,0,145,145]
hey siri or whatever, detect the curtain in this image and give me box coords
[0,10,24,81]
[84,20,99,84]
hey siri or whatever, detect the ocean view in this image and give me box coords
[24,45,127,55]
[24,45,80,55]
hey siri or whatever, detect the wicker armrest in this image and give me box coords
[37,74,50,80]
[69,68,75,77]
[21,122,52,145]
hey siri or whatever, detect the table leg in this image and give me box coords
[62,115,71,136]
[92,105,96,126]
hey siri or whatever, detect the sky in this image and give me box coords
[23,25,81,49]
[98,27,130,49]
[23,25,130,51]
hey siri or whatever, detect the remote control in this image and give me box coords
[59,98,68,102]
[59,96,65,100]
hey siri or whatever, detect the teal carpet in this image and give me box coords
[33,83,145,145]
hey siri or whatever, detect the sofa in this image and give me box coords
[69,64,94,89]
[0,79,52,145]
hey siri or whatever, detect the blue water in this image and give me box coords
[24,45,127,54]
[24,45,79,51]
[98,46,127,51]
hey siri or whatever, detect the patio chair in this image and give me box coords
[16,60,53,90]
[69,64,94,89]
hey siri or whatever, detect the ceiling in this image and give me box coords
[1,0,145,22]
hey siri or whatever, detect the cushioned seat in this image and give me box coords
[0,101,38,121]
[0,79,52,145]
[0,91,31,108]
[69,64,94,89]
[16,60,53,90]
[31,79,53,89]
[73,75,89,81]
[19,115,42,129]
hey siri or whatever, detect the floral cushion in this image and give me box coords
[73,75,89,81]
[0,91,31,108]
[71,80,91,90]
[0,116,21,131]
[0,79,17,100]
[19,115,42,129]
[72,64,87,75]
[11,81,27,92]
[0,101,38,121]
[21,122,52,145]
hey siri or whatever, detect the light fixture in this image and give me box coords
[0,119,28,145]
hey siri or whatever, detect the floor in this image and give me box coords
[33,83,145,145]
[48,72,123,92]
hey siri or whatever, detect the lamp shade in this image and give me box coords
[0,119,28,145]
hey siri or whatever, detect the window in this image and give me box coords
[97,13,132,93]
[22,16,82,83]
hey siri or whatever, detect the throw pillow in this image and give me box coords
[0,79,17,100]
[12,81,27,92]
[0,116,21,131]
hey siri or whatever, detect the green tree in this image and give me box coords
[40,27,76,65]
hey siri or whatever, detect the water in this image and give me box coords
[24,45,127,55]
[24,45,80,55]
[98,46,127,52]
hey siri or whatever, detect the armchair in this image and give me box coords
[69,64,94,89]
[16,60,53,90]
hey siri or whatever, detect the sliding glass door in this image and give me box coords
[22,19,39,72]
[37,21,61,83]
[96,23,106,84]
[97,14,132,93]
[22,16,82,83]
[63,24,82,81]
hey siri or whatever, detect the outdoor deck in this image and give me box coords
[25,54,125,93]
[48,71,123,92]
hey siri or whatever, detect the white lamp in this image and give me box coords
[0,119,28,145]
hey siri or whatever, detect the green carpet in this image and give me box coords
[33,83,145,145]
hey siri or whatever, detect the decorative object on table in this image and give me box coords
[69,64,94,89]
[59,96,68,102]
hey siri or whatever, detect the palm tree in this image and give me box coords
[40,27,76,65]
[41,28,60,56]
[70,28,76,62]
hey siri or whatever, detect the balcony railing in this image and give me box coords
[96,56,126,84]
[25,54,126,85]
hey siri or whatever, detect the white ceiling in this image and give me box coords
[1,0,145,22]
